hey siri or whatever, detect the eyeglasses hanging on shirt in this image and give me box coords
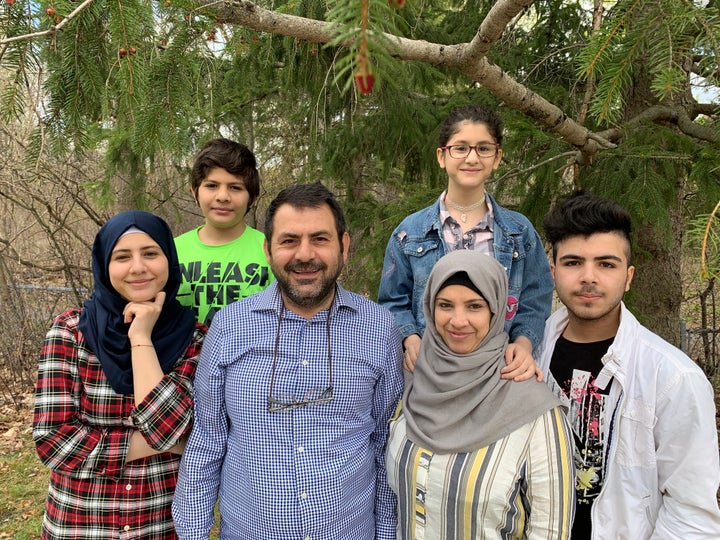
[267,300,335,413]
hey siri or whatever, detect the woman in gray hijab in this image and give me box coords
[386,250,574,539]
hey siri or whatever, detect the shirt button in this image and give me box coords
[301,492,308,499]
[513,251,519,259]
[297,446,304,453]
[125,484,132,491]
[301,360,308,366]
[305,536,311,540]
[124,525,130,531]
[417,246,423,253]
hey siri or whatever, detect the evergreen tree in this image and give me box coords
[2,0,720,342]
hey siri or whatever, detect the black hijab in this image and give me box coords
[78,210,196,394]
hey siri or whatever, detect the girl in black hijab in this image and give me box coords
[33,211,205,539]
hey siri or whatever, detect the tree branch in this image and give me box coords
[0,0,96,46]
[693,102,720,117]
[207,0,606,157]
[596,104,719,143]
[465,0,534,59]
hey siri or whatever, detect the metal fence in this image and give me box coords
[680,320,720,379]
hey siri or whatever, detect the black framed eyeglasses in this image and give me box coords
[267,301,334,413]
[441,143,499,159]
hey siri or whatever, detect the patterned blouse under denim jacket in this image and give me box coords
[33,309,205,539]
[378,192,553,351]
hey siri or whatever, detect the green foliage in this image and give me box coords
[344,185,438,299]
[325,0,405,93]
[578,0,720,124]
[2,0,720,335]
[579,123,718,244]
[686,211,720,279]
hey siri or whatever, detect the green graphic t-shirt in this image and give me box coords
[174,226,274,326]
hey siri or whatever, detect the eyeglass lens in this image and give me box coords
[447,144,498,159]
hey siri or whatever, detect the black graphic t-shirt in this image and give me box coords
[548,335,614,540]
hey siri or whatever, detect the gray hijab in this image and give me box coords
[403,250,560,454]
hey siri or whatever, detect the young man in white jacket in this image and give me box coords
[538,192,720,539]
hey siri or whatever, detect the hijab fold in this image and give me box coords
[78,211,196,394]
[403,250,560,454]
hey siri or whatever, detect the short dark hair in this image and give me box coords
[264,182,347,246]
[438,105,503,147]
[190,138,260,211]
[543,191,633,263]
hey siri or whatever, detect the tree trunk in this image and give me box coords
[620,52,685,345]
[631,209,684,345]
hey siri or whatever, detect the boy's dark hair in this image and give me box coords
[264,182,346,248]
[543,191,633,263]
[191,138,260,211]
[438,105,503,147]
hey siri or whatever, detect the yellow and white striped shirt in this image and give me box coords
[386,407,575,539]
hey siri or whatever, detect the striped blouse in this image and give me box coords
[385,407,575,540]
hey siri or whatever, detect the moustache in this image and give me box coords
[576,287,600,295]
[285,262,326,273]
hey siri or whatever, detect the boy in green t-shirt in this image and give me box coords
[175,138,274,326]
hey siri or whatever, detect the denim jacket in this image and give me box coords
[378,193,553,350]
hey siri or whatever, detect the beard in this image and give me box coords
[273,255,343,310]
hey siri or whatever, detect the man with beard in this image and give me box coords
[538,191,720,539]
[173,182,404,540]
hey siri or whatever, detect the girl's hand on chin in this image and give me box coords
[125,291,165,341]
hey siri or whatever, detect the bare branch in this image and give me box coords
[0,0,96,46]
[497,151,581,183]
[693,102,720,117]
[596,105,719,143]
[465,0,535,59]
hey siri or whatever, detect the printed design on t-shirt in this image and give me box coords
[547,369,607,504]
[179,260,272,325]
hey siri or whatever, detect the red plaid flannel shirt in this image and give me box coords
[33,309,205,539]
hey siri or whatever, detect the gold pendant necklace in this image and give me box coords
[445,196,485,223]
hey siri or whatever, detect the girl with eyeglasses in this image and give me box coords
[378,104,553,380]
[33,211,206,539]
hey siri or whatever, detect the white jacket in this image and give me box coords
[537,303,720,539]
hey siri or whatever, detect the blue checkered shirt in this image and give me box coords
[172,282,404,539]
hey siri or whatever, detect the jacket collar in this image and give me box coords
[544,302,637,391]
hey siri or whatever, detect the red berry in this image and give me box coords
[118,48,127,58]
[388,0,405,7]
[46,6,56,17]
[5,0,17,6]
[128,46,137,54]
[354,71,374,95]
